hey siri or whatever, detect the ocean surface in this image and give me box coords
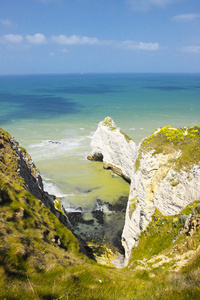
[1,73,200,252]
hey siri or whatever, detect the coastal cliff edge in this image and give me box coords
[88,117,200,265]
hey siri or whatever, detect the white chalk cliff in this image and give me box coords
[89,117,200,265]
[89,117,138,181]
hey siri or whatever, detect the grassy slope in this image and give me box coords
[129,203,200,299]
[0,128,200,299]
[140,126,200,171]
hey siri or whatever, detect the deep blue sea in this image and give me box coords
[1,73,200,254]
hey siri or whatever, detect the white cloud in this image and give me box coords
[1,34,23,43]
[127,0,183,11]
[0,32,160,53]
[180,46,200,54]
[172,14,200,22]
[51,35,99,45]
[61,48,68,53]
[52,35,159,51]
[26,33,46,44]
[0,19,12,26]
[120,40,160,51]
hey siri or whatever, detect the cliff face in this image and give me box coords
[1,128,97,261]
[89,117,200,264]
[123,151,200,264]
[0,128,72,229]
[88,117,138,182]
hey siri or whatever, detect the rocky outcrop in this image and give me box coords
[89,117,200,265]
[88,117,138,183]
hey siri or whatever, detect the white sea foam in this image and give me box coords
[87,131,95,139]
[102,205,112,213]
[66,193,75,197]
[65,207,82,213]
[43,180,80,212]
[43,179,67,198]
[27,129,95,161]
[42,176,52,181]
[28,136,89,161]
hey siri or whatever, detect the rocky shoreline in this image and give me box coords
[67,195,128,262]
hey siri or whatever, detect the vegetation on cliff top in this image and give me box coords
[138,126,200,172]
[102,116,117,131]
[102,117,133,142]
[128,201,200,299]
[1,128,200,299]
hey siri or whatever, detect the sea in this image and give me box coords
[1,73,200,254]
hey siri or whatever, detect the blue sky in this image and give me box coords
[0,0,200,74]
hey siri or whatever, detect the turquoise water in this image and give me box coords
[1,73,200,250]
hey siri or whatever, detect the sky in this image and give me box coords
[0,0,200,74]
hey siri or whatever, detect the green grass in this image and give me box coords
[120,130,133,142]
[140,126,200,173]
[129,197,137,218]
[134,153,142,172]
[102,117,117,131]
[129,202,200,264]
[1,127,200,299]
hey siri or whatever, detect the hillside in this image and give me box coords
[0,127,200,299]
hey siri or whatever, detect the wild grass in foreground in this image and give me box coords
[0,181,200,299]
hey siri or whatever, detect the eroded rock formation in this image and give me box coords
[88,117,138,183]
[89,117,200,265]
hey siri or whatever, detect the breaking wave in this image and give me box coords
[27,132,93,161]
[43,178,68,198]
